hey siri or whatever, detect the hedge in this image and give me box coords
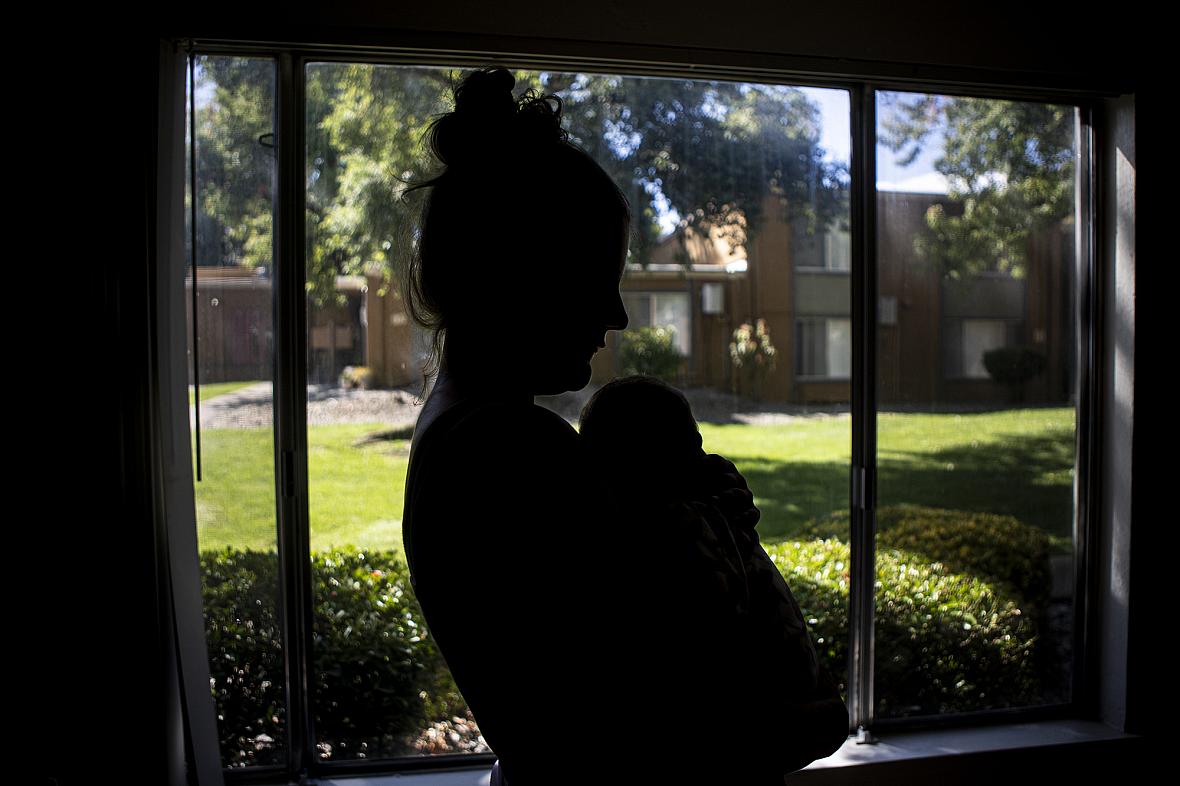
[766,539,1040,717]
[201,534,1042,764]
[200,547,468,767]
[800,504,1054,614]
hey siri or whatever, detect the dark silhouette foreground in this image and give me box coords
[400,67,847,785]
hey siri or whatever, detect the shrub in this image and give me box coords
[800,505,1053,613]
[766,538,1040,716]
[200,549,286,767]
[340,365,374,390]
[983,346,1046,400]
[200,547,464,767]
[203,537,1042,758]
[618,325,683,382]
[730,319,777,400]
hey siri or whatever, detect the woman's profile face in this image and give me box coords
[526,210,629,395]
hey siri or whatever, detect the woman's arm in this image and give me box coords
[689,453,761,530]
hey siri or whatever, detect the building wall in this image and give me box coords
[337,195,1074,405]
[364,270,418,389]
[184,266,273,384]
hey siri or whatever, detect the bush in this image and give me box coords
[203,537,1043,758]
[618,325,683,382]
[729,319,777,400]
[200,547,465,767]
[340,365,374,390]
[766,538,1040,716]
[800,505,1053,613]
[982,346,1046,393]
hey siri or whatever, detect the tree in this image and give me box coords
[189,56,277,272]
[195,63,848,308]
[878,93,1075,279]
[307,65,453,306]
[534,74,848,266]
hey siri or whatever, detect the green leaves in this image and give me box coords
[880,93,1075,279]
[617,325,684,381]
[200,547,463,766]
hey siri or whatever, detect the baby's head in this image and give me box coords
[579,376,704,505]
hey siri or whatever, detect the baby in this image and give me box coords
[578,375,821,703]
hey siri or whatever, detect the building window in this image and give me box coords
[794,224,851,272]
[796,317,852,379]
[621,291,692,356]
[825,229,851,271]
[166,46,1098,780]
[960,318,1009,379]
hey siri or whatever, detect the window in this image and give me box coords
[959,318,1010,379]
[621,291,692,356]
[825,229,851,272]
[796,317,851,379]
[158,41,1118,783]
[876,90,1080,718]
[793,224,851,272]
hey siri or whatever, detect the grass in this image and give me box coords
[194,423,410,553]
[189,380,264,405]
[193,407,1076,557]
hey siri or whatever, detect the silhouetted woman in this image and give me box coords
[400,67,846,785]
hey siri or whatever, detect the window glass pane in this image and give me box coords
[826,230,851,272]
[622,292,653,329]
[875,90,1078,719]
[186,55,286,768]
[649,292,691,355]
[962,319,1008,379]
[826,319,851,378]
[305,63,852,761]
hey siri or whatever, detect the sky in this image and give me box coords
[799,86,948,194]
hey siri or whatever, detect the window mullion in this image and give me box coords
[1073,100,1100,717]
[273,50,316,781]
[848,82,879,737]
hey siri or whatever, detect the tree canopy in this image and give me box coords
[878,92,1075,279]
[191,61,849,306]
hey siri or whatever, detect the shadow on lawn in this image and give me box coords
[738,428,1076,545]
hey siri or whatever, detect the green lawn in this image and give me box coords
[193,407,1076,556]
[189,380,264,405]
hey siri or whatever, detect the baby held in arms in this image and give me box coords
[578,375,821,702]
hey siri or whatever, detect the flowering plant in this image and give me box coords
[730,319,776,400]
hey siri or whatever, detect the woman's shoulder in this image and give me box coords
[409,397,580,510]
[435,398,576,457]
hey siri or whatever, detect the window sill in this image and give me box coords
[795,267,852,275]
[317,719,1138,785]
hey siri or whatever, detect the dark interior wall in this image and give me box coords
[158,1,1140,90]
[38,5,1154,784]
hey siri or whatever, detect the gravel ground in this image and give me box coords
[192,379,1044,431]
[193,381,853,431]
[192,382,428,430]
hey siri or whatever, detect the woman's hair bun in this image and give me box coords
[427,67,568,170]
[454,67,517,118]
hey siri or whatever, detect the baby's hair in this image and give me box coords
[397,67,631,393]
[579,375,696,439]
[579,376,703,502]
